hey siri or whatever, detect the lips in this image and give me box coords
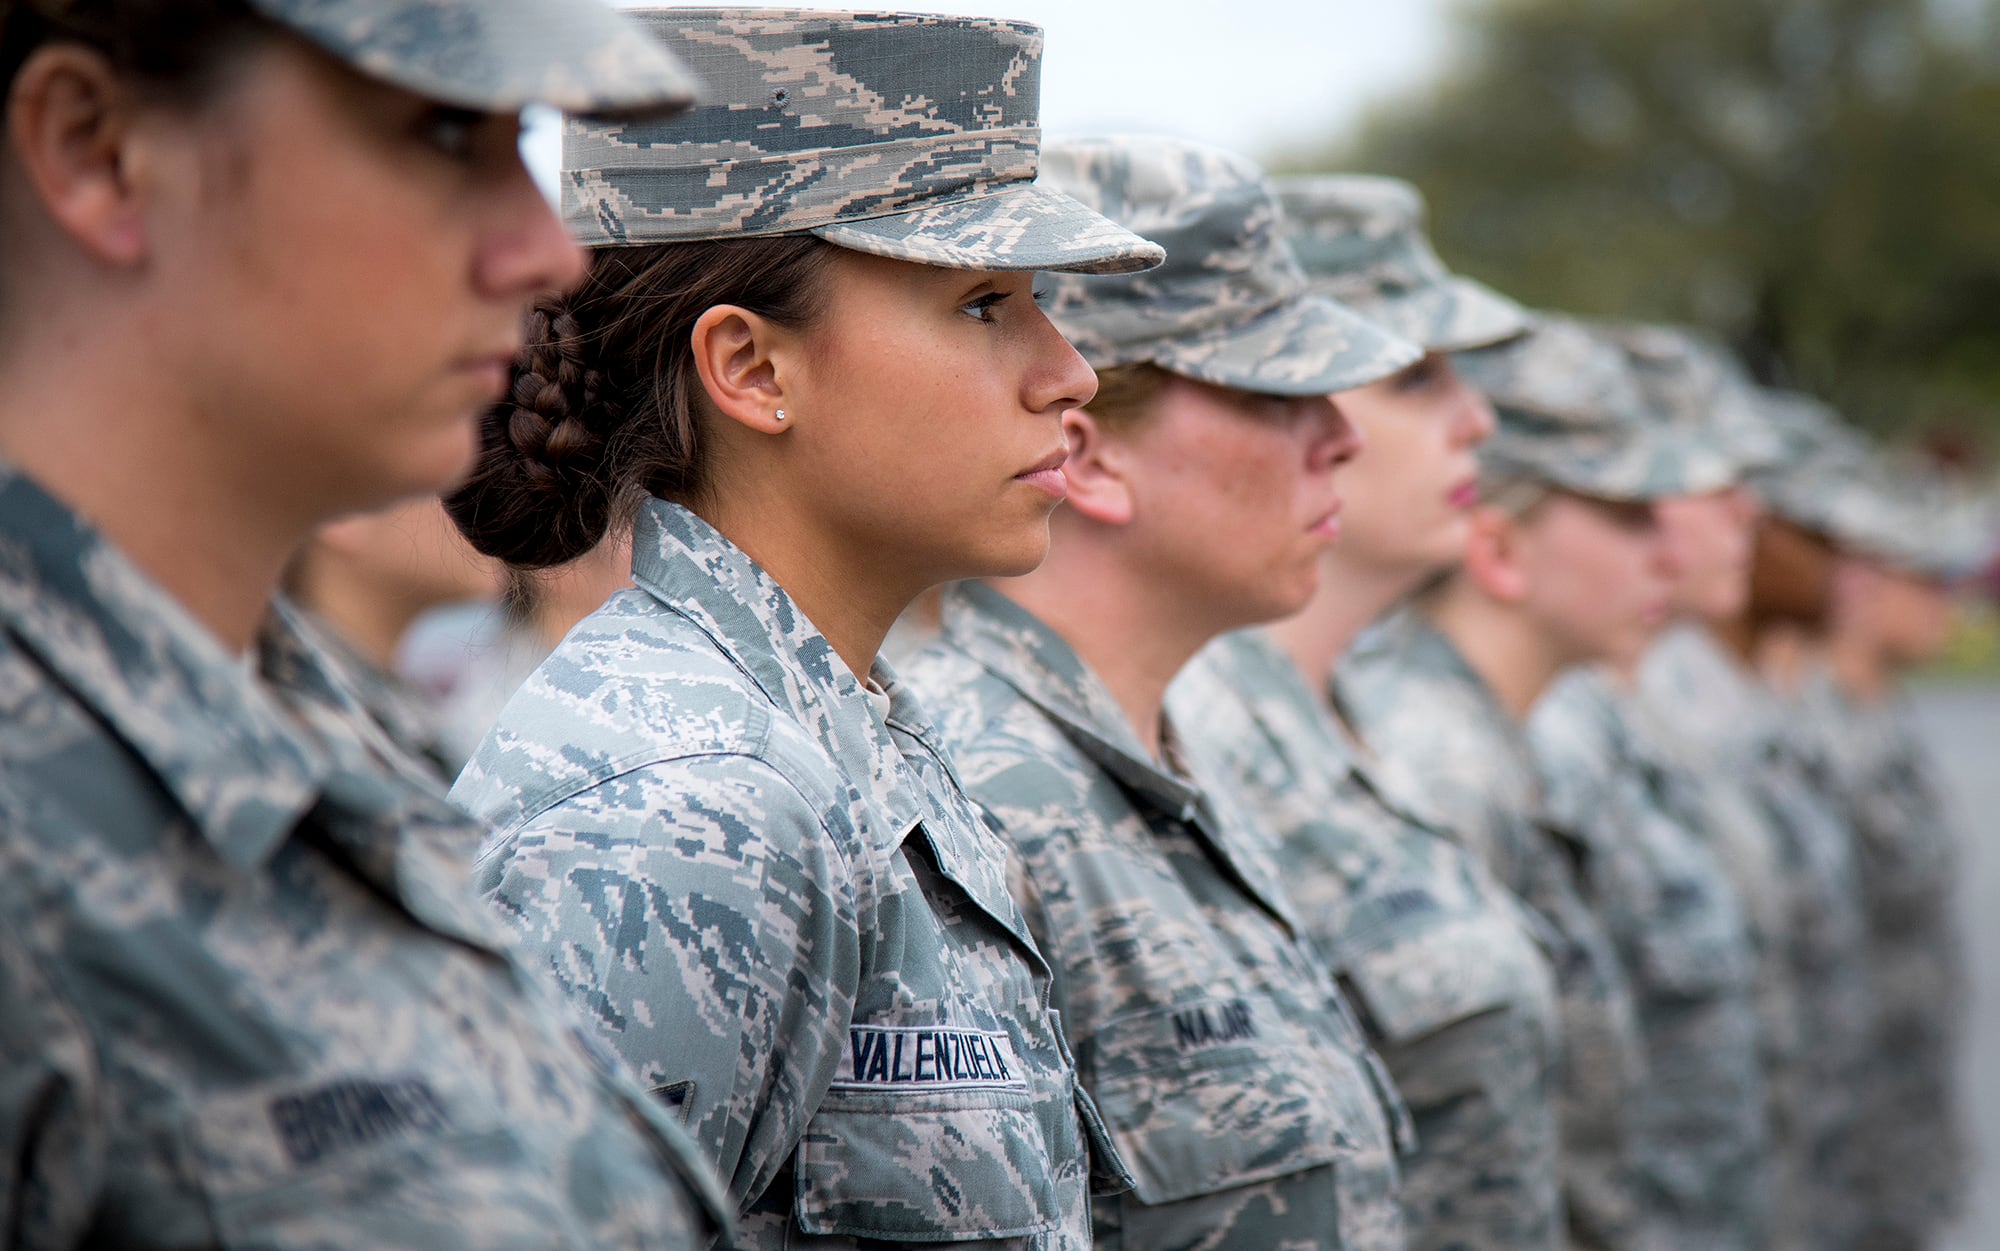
[1447,478,1480,509]
[1014,446,1070,500]
[1307,500,1343,540]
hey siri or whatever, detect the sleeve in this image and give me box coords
[475,753,864,1218]
[0,910,102,1251]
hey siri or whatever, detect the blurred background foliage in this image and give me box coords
[1277,0,2000,452]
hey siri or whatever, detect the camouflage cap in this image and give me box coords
[248,0,701,115]
[1035,137,1421,396]
[560,9,1163,274]
[1751,394,1995,577]
[1454,312,1726,501]
[1600,321,1781,487]
[1273,174,1528,353]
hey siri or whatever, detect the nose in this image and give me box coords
[1726,483,1763,526]
[1308,395,1363,471]
[1647,505,1683,579]
[1456,382,1497,445]
[1025,307,1100,414]
[474,149,589,302]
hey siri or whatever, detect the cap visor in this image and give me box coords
[1151,295,1424,397]
[269,0,702,115]
[811,183,1164,275]
[1540,426,1738,502]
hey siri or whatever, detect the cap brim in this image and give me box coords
[1149,294,1424,397]
[261,0,702,115]
[1526,425,1738,502]
[811,183,1164,276]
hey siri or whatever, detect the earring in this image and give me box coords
[773,409,787,424]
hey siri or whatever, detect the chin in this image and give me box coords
[966,522,1054,581]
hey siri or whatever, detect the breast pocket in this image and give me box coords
[1082,995,1358,1206]
[794,1026,1063,1241]
[1341,903,1557,1046]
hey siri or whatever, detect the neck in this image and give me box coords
[994,530,1223,759]
[0,306,305,652]
[695,509,902,685]
[1827,632,1891,704]
[296,562,420,670]
[1712,612,1759,667]
[1425,579,1566,721]
[1755,624,1821,696]
[1267,551,1427,691]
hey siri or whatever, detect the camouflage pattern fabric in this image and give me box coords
[455,500,1110,1251]
[1034,136,1422,394]
[1169,630,1564,1251]
[1636,626,1874,1251]
[250,0,701,114]
[289,606,461,785]
[1599,322,1780,484]
[1530,668,1772,1251]
[903,582,1408,1251]
[1795,669,1967,1251]
[0,467,731,1250]
[562,10,1162,274]
[1621,679,1809,1251]
[1454,313,1732,501]
[1273,174,1528,353]
[1337,612,1646,1251]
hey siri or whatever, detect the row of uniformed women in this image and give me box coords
[440,15,1976,1246]
[443,9,1794,1251]
[3,3,1968,1251]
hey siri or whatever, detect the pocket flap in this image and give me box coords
[1342,908,1553,1044]
[1085,997,1356,1206]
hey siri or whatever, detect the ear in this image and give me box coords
[690,304,792,436]
[8,45,153,265]
[1056,406,1136,527]
[1461,507,1529,604]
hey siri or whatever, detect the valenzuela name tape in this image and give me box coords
[832,1025,1029,1094]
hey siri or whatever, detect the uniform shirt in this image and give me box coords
[291,607,461,785]
[1169,630,1563,1251]
[903,582,1408,1251]
[1337,612,1644,1251]
[1530,668,1771,1251]
[455,500,1108,1251]
[1796,669,1966,1247]
[1636,627,1872,1251]
[0,468,731,1251]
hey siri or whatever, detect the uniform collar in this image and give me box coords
[628,499,926,836]
[940,580,1207,820]
[0,468,328,870]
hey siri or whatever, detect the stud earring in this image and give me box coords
[774,409,787,424]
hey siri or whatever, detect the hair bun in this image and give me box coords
[447,298,620,569]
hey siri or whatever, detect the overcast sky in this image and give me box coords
[528,1,1458,187]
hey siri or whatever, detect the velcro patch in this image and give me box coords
[268,1076,451,1167]
[832,1025,1028,1093]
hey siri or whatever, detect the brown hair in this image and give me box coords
[1079,362,1173,433]
[446,236,839,569]
[1,0,272,106]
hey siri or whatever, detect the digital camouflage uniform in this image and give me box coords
[455,18,1165,1247]
[458,504,1122,1251]
[1165,175,1565,1251]
[1171,631,1564,1251]
[0,468,732,1250]
[1796,671,1966,1251]
[1523,323,1774,1251]
[291,607,462,785]
[0,5,728,1248]
[1337,613,1643,1251]
[1528,668,1770,1251]
[1636,625,1872,1251]
[904,584,1408,1251]
[1342,314,1737,1251]
[1763,441,1983,1251]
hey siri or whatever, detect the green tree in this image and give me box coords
[1283,0,2000,440]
